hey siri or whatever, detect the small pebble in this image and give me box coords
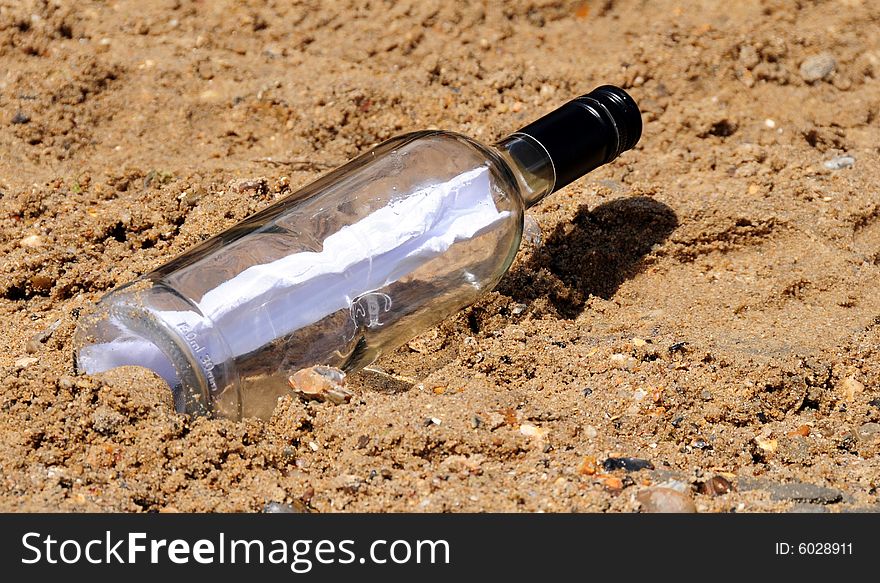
[583,425,598,439]
[823,155,855,170]
[637,487,697,513]
[11,112,30,124]
[602,457,654,472]
[754,434,778,453]
[14,356,39,370]
[699,475,734,496]
[578,455,598,475]
[839,376,864,401]
[857,422,880,440]
[178,185,207,207]
[799,52,837,83]
[510,303,527,315]
[20,234,43,248]
[519,423,548,439]
[25,318,62,353]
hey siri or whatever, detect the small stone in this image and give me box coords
[764,118,776,129]
[869,398,880,410]
[637,487,697,513]
[519,423,548,439]
[263,501,306,513]
[601,476,624,493]
[288,365,352,405]
[698,475,734,496]
[799,53,837,83]
[602,457,654,472]
[754,434,778,453]
[25,318,62,353]
[631,337,647,348]
[583,425,598,439]
[177,185,207,207]
[11,112,30,124]
[823,155,855,170]
[839,376,864,402]
[14,356,39,370]
[577,455,598,476]
[609,353,636,370]
[768,481,843,504]
[510,303,527,315]
[857,422,880,440]
[20,234,43,248]
[788,424,811,437]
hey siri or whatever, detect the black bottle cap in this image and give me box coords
[512,85,642,193]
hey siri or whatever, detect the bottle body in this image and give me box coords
[75,131,527,419]
[74,85,642,420]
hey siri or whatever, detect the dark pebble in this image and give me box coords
[11,112,31,124]
[603,457,655,472]
[668,341,687,353]
[582,388,593,397]
[869,398,880,410]
[699,475,733,496]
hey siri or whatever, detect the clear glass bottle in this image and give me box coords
[74,85,642,419]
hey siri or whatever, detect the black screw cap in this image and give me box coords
[512,85,642,193]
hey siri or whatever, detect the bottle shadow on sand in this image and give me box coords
[499,195,679,319]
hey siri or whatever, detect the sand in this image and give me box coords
[2,0,879,512]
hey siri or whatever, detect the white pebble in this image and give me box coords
[823,155,855,170]
[20,234,43,248]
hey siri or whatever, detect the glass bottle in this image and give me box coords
[74,85,642,419]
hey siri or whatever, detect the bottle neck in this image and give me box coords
[494,86,642,209]
[494,134,555,209]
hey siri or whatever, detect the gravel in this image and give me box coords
[823,155,855,170]
[637,487,697,513]
[799,53,837,82]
